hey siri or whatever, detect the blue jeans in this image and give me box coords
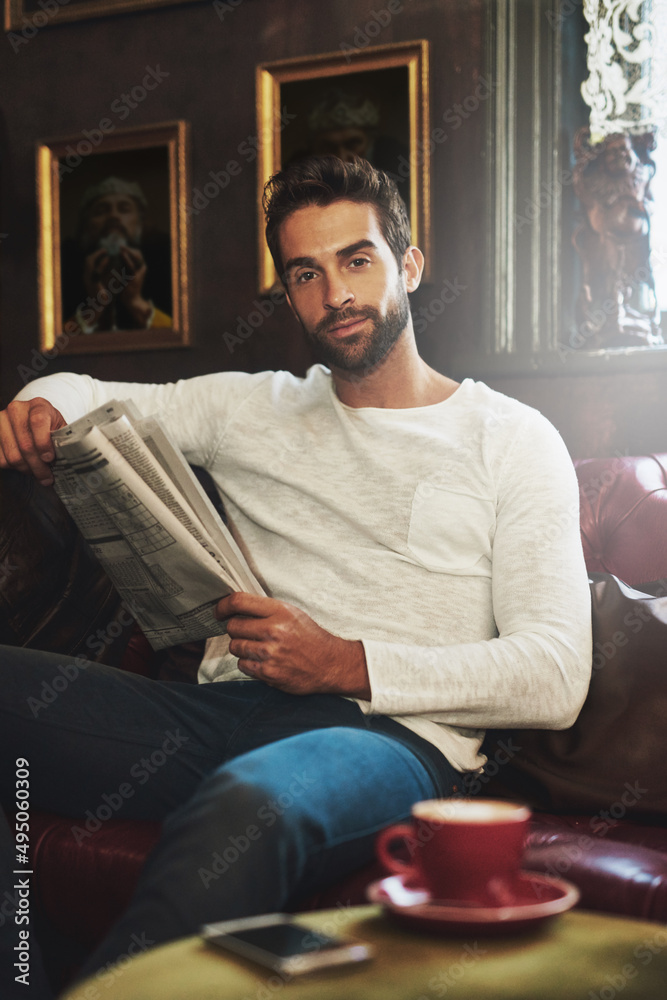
[0,646,460,997]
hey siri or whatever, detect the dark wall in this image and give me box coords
[2,0,665,462]
[484,371,667,460]
[0,0,485,400]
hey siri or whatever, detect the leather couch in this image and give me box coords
[2,453,667,992]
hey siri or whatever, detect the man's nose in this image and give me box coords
[324,274,355,310]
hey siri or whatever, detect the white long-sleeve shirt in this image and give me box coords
[17,366,592,772]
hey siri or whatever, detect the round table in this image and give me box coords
[62,905,667,1000]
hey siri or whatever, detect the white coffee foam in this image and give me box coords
[412,799,530,824]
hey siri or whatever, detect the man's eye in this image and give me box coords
[296,271,316,284]
[350,258,370,269]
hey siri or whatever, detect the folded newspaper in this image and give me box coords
[50,400,264,651]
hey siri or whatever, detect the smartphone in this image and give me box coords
[200,912,373,976]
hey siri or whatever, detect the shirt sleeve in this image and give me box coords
[14,370,273,470]
[360,413,593,731]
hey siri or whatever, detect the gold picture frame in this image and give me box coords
[4,0,202,33]
[256,39,431,294]
[37,120,190,355]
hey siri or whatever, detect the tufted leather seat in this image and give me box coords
[3,454,667,992]
[577,453,667,586]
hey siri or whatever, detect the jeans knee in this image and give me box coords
[167,766,309,895]
[212,760,313,832]
[166,760,309,843]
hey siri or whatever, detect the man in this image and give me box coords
[287,87,411,207]
[61,176,172,334]
[0,156,592,998]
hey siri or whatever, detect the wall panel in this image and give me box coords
[0,0,485,398]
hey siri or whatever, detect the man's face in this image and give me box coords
[80,193,143,251]
[279,200,410,374]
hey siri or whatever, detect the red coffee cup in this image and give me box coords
[376,798,531,906]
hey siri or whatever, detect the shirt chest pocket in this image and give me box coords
[407,483,495,574]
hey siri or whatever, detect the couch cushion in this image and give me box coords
[523,823,667,921]
[576,453,667,586]
[29,810,161,949]
[484,574,667,817]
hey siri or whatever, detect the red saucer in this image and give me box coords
[367,872,580,936]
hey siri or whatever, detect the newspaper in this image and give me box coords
[50,400,264,651]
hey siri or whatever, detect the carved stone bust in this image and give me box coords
[572,127,663,349]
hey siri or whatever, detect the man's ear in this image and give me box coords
[402,246,424,293]
[283,284,295,316]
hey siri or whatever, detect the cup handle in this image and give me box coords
[376,823,420,880]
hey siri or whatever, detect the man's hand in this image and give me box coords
[0,398,67,485]
[215,592,371,700]
[83,247,112,299]
[118,247,152,327]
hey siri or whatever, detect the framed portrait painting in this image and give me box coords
[256,40,430,293]
[37,120,190,355]
[5,0,203,33]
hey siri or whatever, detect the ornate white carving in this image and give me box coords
[582,0,667,140]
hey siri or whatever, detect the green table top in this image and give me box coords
[62,906,667,1000]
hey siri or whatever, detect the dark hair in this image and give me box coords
[262,155,412,278]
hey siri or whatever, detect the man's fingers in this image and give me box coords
[236,659,265,680]
[85,249,109,277]
[215,592,280,620]
[237,660,254,677]
[89,248,109,266]
[121,247,145,277]
[21,405,56,460]
[226,615,273,642]
[0,399,65,483]
[9,401,59,460]
[0,414,30,472]
[0,405,46,464]
[229,638,268,662]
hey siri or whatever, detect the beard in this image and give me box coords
[297,279,411,374]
